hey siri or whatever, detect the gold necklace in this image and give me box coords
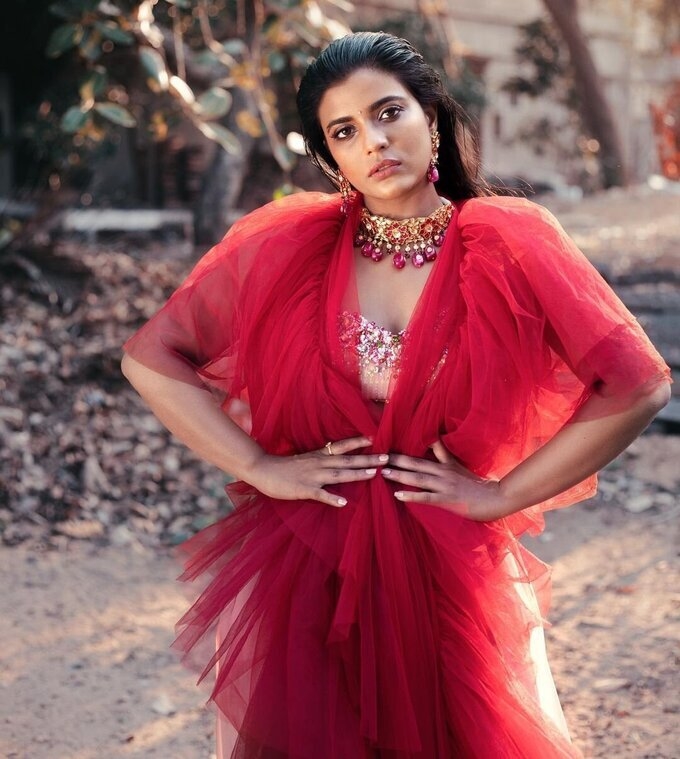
[353,201,454,269]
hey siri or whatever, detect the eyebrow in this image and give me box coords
[324,95,408,132]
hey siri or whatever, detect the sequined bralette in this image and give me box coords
[338,311,405,402]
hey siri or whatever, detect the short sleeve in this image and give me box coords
[122,231,243,391]
[122,191,345,396]
[459,197,670,402]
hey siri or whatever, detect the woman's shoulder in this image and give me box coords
[228,191,343,239]
[181,191,343,286]
[456,194,556,230]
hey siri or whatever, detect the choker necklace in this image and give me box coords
[353,201,454,269]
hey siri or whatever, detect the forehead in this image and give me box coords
[317,67,414,121]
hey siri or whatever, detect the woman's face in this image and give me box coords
[317,67,439,218]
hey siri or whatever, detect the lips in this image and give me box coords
[368,159,401,177]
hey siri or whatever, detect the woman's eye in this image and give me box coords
[332,125,354,140]
[379,105,403,120]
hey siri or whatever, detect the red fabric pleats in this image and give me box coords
[123,191,670,757]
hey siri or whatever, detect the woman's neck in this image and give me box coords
[362,185,443,220]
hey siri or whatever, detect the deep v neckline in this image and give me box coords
[351,200,455,337]
[351,245,443,341]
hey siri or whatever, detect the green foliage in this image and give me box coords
[502,19,565,98]
[60,104,91,132]
[502,19,573,102]
[43,0,348,181]
[46,24,83,57]
[196,122,240,154]
[93,102,137,127]
[196,87,233,120]
[501,17,588,172]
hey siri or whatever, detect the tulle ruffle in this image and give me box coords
[175,481,578,758]
[123,191,669,756]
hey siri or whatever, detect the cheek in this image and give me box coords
[330,145,364,181]
[406,130,433,166]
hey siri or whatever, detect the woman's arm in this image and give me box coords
[495,380,670,513]
[381,380,671,520]
[121,354,385,508]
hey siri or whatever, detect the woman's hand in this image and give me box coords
[244,436,388,509]
[381,441,509,521]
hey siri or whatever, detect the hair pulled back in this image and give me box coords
[296,31,491,201]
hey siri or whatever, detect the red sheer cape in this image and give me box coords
[123,192,668,758]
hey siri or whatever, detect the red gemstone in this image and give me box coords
[361,242,374,257]
[393,252,406,269]
[425,245,437,261]
[371,248,384,262]
[412,252,425,268]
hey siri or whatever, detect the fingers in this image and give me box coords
[323,467,380,484]
[327,436,373,455]
[385,453,442,476]
[394,490,470,516]
[431,440,454,464]
[381,467,437,490]
[308,466,379,508]
[321,453,389,469]
[310,488,348,508]
[308,465,381,509]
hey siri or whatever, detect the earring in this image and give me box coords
[338,171,353,215]
[427,130,440,183]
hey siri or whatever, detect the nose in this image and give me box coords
[363,122,388,154]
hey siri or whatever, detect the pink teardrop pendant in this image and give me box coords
[393,252,406,269]
[427,164,439,183]
[412,252,425,268]
[425,244,437,262]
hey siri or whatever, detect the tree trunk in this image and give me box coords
[542,0,628,187]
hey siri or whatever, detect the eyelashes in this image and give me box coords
[330,104,405,141]
[379,105,404,121]
[331,125,354,141]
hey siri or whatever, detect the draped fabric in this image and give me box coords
[123,192,669,758]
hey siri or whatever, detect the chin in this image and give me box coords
[363,181,430,206]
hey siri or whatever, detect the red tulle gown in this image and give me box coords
[123,192,669,758]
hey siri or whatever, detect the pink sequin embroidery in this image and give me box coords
[339,312,405,401]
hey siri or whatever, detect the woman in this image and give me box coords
[122,32,670,758]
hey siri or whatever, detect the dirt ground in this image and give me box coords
[1,434,678,759]
[1,184,679,758]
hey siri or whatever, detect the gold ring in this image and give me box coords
[325,441,334,456]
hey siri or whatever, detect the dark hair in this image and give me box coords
[296,31,493,201]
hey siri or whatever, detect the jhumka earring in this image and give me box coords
[338,171,353,215]
[426,130,440,183]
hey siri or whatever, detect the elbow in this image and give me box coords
[121,352,133,381]
[635,378,672,421]
[644,379,672,414]
[121,352,144,386]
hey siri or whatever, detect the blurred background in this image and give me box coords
[0,2,678,758]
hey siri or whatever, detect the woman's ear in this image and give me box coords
[425,106,437,130]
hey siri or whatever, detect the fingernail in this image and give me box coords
[365,468,377,475]
[382,468,392,476]
[378,454,389,463]
[394,491,404,499]
[337,497,347,507]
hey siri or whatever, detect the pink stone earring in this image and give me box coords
[427,130,440,183]
[338,171,353,215]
